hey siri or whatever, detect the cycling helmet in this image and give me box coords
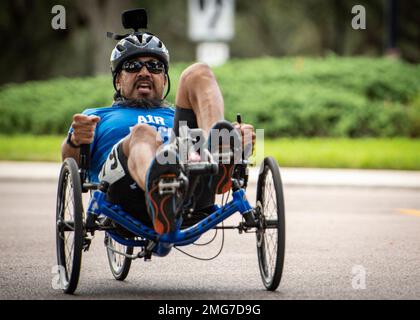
[110,32,170,96]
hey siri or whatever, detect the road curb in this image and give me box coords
[1,161,420,189]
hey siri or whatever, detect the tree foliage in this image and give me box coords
[0,0,419,85]
[1,57,419,137]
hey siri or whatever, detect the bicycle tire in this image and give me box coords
[56,158,84,294]
[255,156,286,291]
[105,234,133,281]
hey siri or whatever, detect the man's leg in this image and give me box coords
[174,64,239,219]
[122,123,162,190]
[98,124,160,231]
[175,63,224,137]
[121,123,185,235]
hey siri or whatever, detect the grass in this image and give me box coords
[265,138,420,170]
[0,135,419,170]
[0,135,63,162]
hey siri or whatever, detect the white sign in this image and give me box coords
[188,0,235,42]
[196,42,230,67]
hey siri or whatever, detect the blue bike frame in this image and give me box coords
[86,188,253,257]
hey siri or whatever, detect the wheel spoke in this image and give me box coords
[64,232,74,273]
[112,239,124,270]
[61,220,75,231]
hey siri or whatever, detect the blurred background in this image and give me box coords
[1,0,419,82]
[0,0,419,169]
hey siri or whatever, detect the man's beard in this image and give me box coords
[114,94,165,108]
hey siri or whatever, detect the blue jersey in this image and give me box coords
[69,103,175,182]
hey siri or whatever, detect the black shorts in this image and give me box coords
[99,107,215,226]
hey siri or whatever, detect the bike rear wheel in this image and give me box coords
[56,158,85,294]
[106,234,133,281]
[255,156,286,291]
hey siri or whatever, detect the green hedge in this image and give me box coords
[1,57,419,137]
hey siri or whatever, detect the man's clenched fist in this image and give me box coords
[70,114,101,146]
[233,122,256,158]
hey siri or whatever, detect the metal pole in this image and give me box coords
[385,0,399,57]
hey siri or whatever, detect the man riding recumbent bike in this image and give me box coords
[56,117,285,294]
[55,8,285,295]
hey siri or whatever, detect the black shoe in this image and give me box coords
[206,120,241,194]
[145,147,187,235]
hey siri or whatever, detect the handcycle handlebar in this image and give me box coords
[80,144,90,171]
[79,144,91,189]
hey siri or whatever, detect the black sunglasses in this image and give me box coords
[121,60,165,74]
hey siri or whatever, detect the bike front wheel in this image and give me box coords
[56,158,85,294]
[255,157,286,291]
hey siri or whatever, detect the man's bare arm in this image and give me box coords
[61,137,81,163]
[61,114,101,163]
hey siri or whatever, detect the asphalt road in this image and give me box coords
[0,180,419,300]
